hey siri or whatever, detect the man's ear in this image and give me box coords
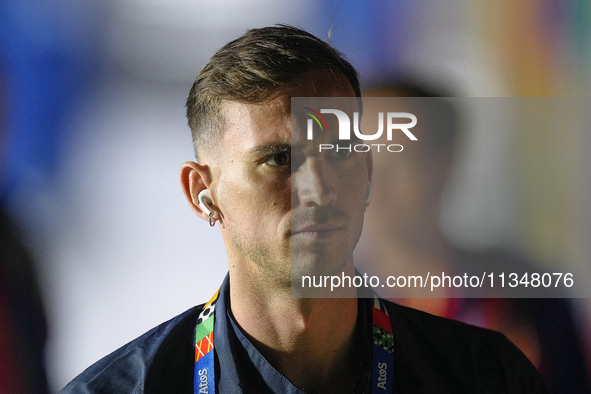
[180,161,213,222]
[365,150,373,183]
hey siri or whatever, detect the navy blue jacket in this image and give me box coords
[61,278,550,394]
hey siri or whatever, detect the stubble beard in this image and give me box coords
[289,205,364,283]
[229,225,293,291]
[228,205,365,294]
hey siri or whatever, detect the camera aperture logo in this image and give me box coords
[303,107,329,133]
[303,107,417,153]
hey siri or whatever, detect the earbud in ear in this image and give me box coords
[197,189,212,217]
[198,189,221,227]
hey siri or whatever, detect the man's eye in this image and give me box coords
[265,152,291,166]
[329,147,351,160]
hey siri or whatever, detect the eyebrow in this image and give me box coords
[249,142,292,157]
[326,136,363,146]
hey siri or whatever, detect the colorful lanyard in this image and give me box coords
[194,292,394,393]
[194,290,219,394]
[370,296,395,393]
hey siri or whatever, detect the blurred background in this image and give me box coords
[0,0,589,392]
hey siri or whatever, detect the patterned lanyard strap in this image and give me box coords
[194,290,219,394]
[370,296,394,393]
[193,293,394,394]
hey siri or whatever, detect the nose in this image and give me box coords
[292,158,337,207]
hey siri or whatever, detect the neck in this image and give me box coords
[228,262,361,393]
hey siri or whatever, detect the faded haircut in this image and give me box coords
[186,24,360,160]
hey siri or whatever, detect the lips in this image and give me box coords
[290,206,350,240]
[291,223,345,240]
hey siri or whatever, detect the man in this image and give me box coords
[61,25,549,393]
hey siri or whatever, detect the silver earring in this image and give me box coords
[198,189,217,227]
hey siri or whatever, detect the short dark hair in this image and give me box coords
[186,24,360,159]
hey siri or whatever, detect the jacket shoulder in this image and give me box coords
[383,300,550,393]
[60,304,203,394]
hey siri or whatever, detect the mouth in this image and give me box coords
[291,223,345,240]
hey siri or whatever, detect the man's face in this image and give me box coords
[206,71,371,287]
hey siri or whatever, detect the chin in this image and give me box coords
[291,250,350,278]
